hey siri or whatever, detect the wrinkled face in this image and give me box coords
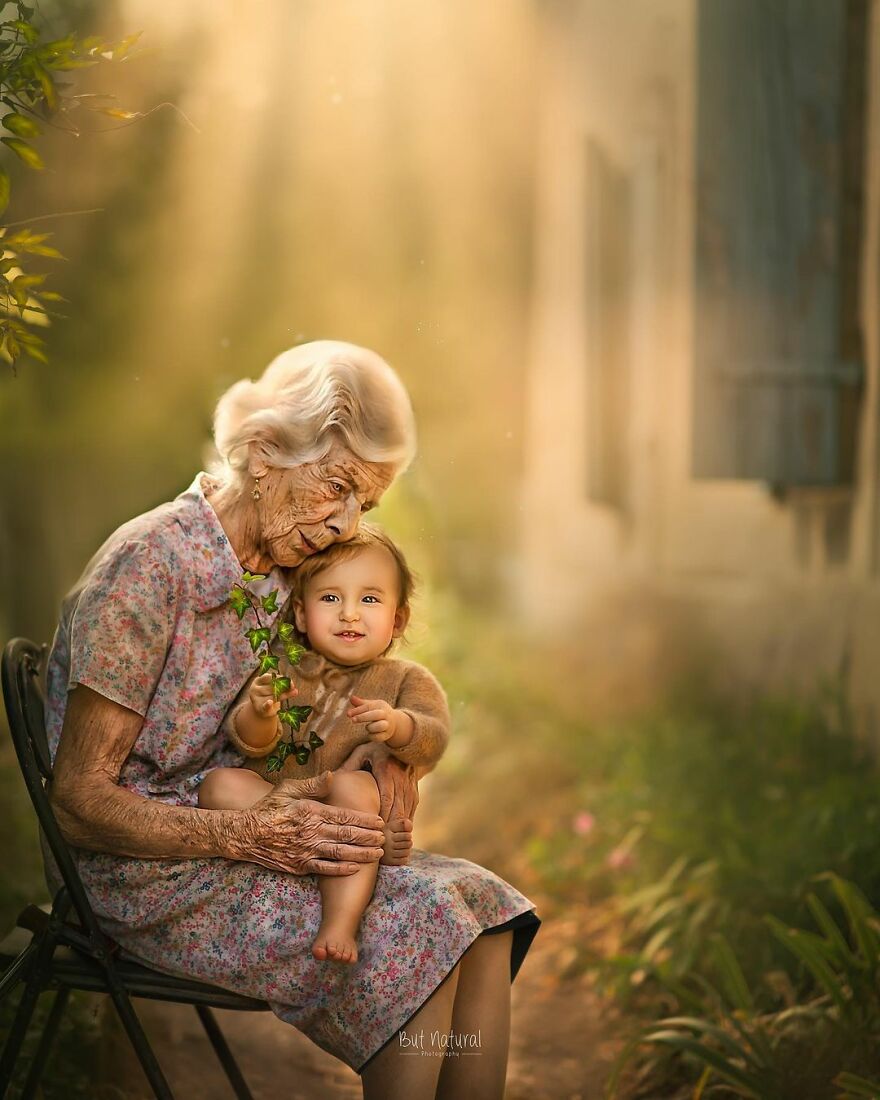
[252,440,396,569]
[294,545,407,665]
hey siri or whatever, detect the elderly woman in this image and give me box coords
[44,340,540,1100]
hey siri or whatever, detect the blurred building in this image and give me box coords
[517,0,880,732]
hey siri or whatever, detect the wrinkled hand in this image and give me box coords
[247,671,298,718]
[337,742,419,860]
[234,771,385,876]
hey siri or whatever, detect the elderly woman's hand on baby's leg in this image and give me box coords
[337,743,419,864]
[232,771,386,876]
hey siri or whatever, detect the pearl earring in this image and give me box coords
[252,477,262,502]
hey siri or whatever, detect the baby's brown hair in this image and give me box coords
[290,523,416,653]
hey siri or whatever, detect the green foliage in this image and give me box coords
[507,676,880,1097]
[0,2,141,370]
[228,576,317,772]
[277,704,312,730]
[528,685,880,994]
[607,876,880,1099]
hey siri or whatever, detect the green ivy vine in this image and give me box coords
[228,571,323,772]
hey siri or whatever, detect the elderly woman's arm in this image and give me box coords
[50,685,386,876]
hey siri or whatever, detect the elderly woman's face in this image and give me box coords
[253,441,396,568]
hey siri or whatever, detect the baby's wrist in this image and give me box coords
[237,702,280,748]
[386,710,415,749]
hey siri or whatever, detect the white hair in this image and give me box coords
[211,340,417,487]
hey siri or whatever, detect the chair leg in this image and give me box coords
[0,970,46,1092]
[106,985,175,1100]
[19,987,69,1100]
[0,943,38,1004]
[195,1005,253,1100]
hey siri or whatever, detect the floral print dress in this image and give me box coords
[43,472,541,1073]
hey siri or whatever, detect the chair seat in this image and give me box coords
[0,925,270,1012]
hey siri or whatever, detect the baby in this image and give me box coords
[197,524,451,964]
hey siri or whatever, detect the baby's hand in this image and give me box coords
[348,696,396,743]
[248,672,298,718]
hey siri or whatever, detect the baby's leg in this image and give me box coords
[197,767,273,810]
[312,770,382,964]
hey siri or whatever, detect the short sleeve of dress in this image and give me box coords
[67,539,178,718]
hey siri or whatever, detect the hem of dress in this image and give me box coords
[354,907,541,1077]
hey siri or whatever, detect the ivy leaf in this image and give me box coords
[258,653,280,674]
[228,588,251,620]
[283,642,307,666]
[266,755,282,773]
[260,590,279,614]
[2,112,40,137]
[278,704,313,730]
[245,626,271,653]
[308,730,324,749]
[241,571,266,584]
[277,621,295,640]
[1,136,43,169]
[276,741,293,761]
[294,746,311,766]
[272,676,291,700]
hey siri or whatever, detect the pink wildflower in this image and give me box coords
[572,811,596,836]
[606,846,635,871]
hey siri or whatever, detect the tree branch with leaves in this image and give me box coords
[0,1,143,369]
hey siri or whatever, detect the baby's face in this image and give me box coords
[294,546,407,666]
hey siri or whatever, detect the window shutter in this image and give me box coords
[691,0,865,486]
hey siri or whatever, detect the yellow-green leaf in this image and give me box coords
[33,64,57,111]
[13,20,38,44]
[0,167,8,217]
[113,32,143,60]
[9,276,29,307]
[1,137,44,170]
[2,113,40,138]
[23,342,47,363]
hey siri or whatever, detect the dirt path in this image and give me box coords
[97,917,618,1100]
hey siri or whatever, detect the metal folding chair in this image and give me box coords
[0,637,271,1100]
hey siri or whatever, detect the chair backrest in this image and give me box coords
[2,637,109,938]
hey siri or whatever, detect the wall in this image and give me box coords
[516,0,880,737]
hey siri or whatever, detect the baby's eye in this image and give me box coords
[319,594,339,602]
[362,595,379,603]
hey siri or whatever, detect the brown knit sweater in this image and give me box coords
[222,648,451,782]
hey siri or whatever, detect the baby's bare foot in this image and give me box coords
[312,922,359,964]
[380,818,414,866]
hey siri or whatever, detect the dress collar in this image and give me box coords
[174,471,294,614]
